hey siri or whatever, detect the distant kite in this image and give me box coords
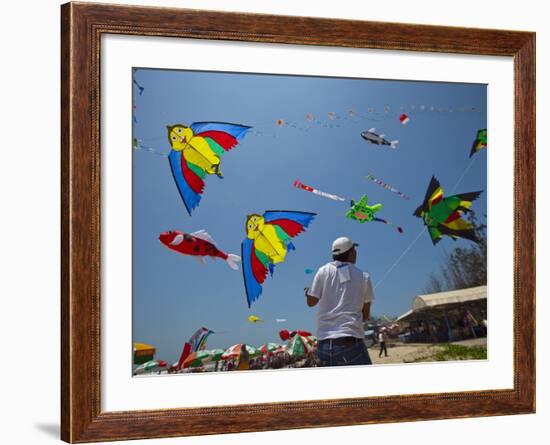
[366,174,410,200]
[293,180,346,202]
[248,315,264,324]
[133,79,144,96]
[469,129,487,158]
[346,195,403,233]
[361,128,399,149]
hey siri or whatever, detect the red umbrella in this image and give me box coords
[279,330,313,341]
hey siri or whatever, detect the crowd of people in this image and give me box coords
[172,349,320,373]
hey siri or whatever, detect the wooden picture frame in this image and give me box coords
[61,2,535,442]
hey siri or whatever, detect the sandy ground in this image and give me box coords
[369,337,487,365]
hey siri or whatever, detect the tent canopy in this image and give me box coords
[396,286,487,322]
[412,286,487,311]
[396,309,413,322]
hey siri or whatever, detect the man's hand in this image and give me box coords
[362,302,371,321]
[305,287,319,307]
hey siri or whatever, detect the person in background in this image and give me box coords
[378,329,388,357]
[305,237,374,367]
[236,344,250,371]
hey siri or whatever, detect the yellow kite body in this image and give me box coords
[168,125,220,175]
[246,214,287,264]
[248,315,264,323]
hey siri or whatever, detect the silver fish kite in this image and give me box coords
[360,128,399,149]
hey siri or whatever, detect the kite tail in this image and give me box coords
[226,254,241,271]
[390,140,399,149]
[374,217,404,234]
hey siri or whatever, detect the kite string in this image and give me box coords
[373,155,479,291]
[374,228,425,290]
[450,155,478,193]
[133,144,169,157]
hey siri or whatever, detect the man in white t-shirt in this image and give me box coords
[305,237,374,367]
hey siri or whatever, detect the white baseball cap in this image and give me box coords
[331,237,358,255]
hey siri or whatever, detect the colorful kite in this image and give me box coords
[399,114,410,124]
[248,315,264,324]
[241,211,316,307]
[173,327,215,370]
[188,327,214,352]
[360,128,399,149]
[167,121,251,215]
[346,195,403,233]
[304,268,315,274]
[159,229,241,270]
[413,176,482,245]
[469,128,487,158]
[133,79,144,96]
[293,180,346,201]
[365,174,410,200]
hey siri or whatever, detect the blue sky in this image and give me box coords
[132,68,486,363]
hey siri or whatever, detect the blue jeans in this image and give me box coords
[317,338,372,367]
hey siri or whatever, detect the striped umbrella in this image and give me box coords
[133,343,156,365]
[259,343,281,355]
[134,359,166,374]
[286,335,313,357]
[182,350,213,369]
[221,344,259,360]
[209,348,225,361]
[306,335,318,348]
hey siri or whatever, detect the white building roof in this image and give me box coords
[396,309,413,322]
[412,285,487,311]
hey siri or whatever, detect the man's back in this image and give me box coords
[309,261,374,340]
